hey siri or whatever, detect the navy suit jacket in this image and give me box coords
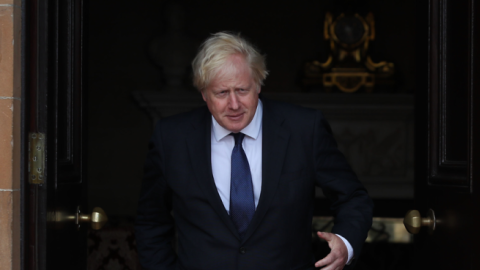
[135,98,373,270]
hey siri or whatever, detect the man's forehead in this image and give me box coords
[208,57,254,89]
[208,75,254,90]
[216,55,250,76]
[226,54,247,64]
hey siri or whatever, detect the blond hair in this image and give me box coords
[192,32,268,91]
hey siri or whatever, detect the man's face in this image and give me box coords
[202,54,260,133]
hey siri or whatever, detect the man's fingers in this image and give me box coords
[315,254,344,270]
[318,264,341,270]
[315,232,348,269]
[317,231,333,241]
[314,253,334,268]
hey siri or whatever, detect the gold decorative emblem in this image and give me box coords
[304,12,394,93]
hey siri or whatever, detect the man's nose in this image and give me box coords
[228,92,240,110]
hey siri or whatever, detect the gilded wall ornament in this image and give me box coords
[304,12,394,93]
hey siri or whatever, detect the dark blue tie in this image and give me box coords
[230,133,255,238]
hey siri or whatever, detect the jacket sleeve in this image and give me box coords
[313,110,374,265]
[135,121,177,269]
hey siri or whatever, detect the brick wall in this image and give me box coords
[0,1,21,269]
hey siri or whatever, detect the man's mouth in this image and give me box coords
[226,113,244,121]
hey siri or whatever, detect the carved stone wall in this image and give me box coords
[265,93,414,199]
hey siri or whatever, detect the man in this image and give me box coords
[135,32,373,270]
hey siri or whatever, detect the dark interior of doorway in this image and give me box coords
[86,1,416,269]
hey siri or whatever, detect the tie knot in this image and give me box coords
[231,132,245,146]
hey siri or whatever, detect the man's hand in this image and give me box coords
[314,232,348,270]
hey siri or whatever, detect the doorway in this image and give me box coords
[24,0,480,269]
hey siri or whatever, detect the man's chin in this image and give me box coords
[221,116,248,133]
[224,122,246,133]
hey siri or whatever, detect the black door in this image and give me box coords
[24,1,104,269]
[410,0,480,268]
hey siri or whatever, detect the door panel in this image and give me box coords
[443,0,469,164]
[25,0,87,269]
[472,0,480,263]
[428,0,469,187]
[413,0,478,269]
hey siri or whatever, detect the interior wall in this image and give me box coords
[87,0,416,218]
[86,1,161,217]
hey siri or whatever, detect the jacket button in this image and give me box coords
[239,247,246,254]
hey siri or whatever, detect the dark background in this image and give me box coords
[86,0,416,220]
[85,1,416,269]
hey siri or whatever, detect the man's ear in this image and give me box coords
[201,90,207,102]
[256,85,261,94]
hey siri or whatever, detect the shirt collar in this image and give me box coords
[212,99,263,142]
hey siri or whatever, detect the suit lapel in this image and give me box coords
[186,107,240,240]
[242,99,290,243]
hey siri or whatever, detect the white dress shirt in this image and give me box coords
[210,99,354,264]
